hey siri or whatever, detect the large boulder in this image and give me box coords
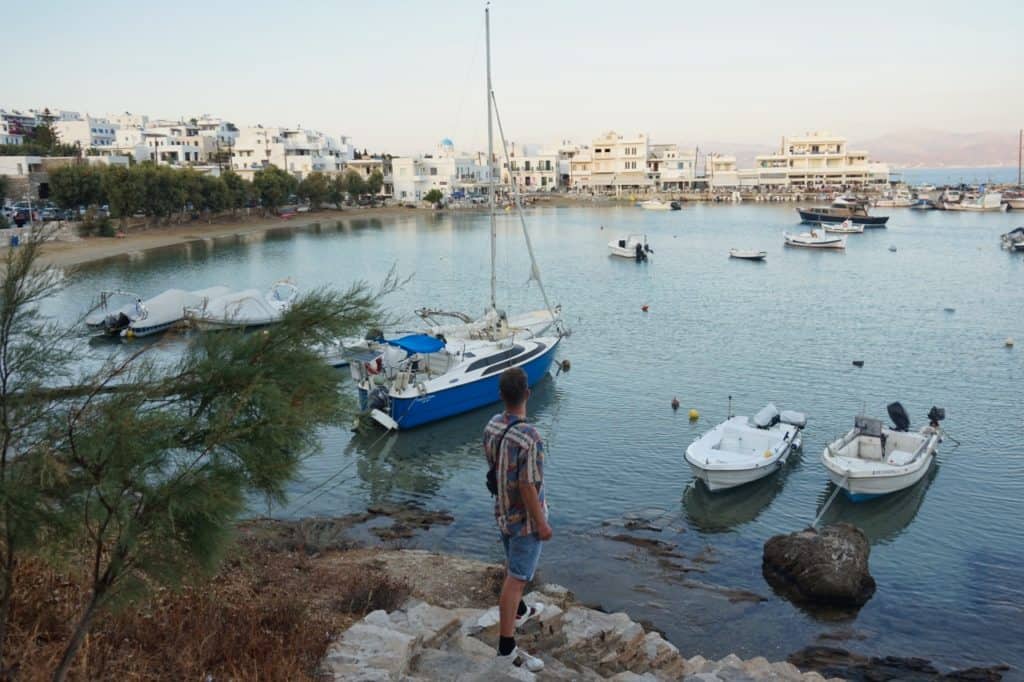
[762,523,876,608]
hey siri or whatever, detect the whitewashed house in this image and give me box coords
[52,114,117,151]
[587,131,651,194]
[748,132,889,188]
[392,140,490,202]
[500,142,558,191]
[648,144,697,191]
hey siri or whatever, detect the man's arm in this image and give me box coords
[519,482,551,540]
[518,439,551,540]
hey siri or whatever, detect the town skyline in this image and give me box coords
[5,0,1021,160]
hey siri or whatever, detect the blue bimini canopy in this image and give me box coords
[386,334,445,355]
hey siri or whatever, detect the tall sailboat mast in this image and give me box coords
[485,6,497,312]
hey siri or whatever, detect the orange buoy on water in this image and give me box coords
[641,304,649,312]
[671,397,680,410]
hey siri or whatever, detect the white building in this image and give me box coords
[586,131,652,194]
[392,139,490,202]
[706,154,740,188]
[1,120,23,146]
[648,144,697,190]
[108,112,149,130]
[346,157,393,196]
[230,125,352,179]
[52,114,117,151]
[500,142,558,191]
[745,132,888,188]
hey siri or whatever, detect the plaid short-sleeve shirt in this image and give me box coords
[484,412,545,537]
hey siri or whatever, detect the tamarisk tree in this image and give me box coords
[0,229,396,680]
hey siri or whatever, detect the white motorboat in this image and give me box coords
[874,188,914,207]
[685,403,807,492]
[821,403,944,502]
[186,279,298,330]
[728,249,767,261]
[609,234,652,260]
[638,199,676,211]
[783,229,846,249]
[1006,198,1024,210]
[823,219,864,234]
[943,190,1005,212]
[112,284,232,337]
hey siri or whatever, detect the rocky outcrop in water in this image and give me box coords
[789,645,1011,681]
[762,523,876,608]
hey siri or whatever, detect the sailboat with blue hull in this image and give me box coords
[352,7,566,431]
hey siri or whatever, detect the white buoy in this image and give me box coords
[1006,338,1015,348]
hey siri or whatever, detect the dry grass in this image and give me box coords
[3,539,411,680]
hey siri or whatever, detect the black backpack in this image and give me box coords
[487,420,524,496]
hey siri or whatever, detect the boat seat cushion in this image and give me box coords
[887,450,915,466]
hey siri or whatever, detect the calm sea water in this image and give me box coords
[896,166,1020,186]
[51,203,1024,673]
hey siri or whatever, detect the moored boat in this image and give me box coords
[783,229,846,249]
[821,403,944,502]
[875,188,914,207]
[609,234,652,261]
[823,219,864,234]
[943,190,1006,212]
[638,199,672,211]
[186,279,298,331]
[797,196,889,226]
[1000,227,1024,251]
[728,248,767,261]
[685,403,806,492]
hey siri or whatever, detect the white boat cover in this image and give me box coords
[780,410,807,428]
[198,289,287,327]
[752,403,779,428]
[132,286,231,331]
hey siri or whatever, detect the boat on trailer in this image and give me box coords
[685,403,807,492]
[821,402,944,502]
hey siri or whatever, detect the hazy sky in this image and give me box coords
[5,0,1022,155]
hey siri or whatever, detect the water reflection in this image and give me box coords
[683,474,786,533]
[813,463,939,544]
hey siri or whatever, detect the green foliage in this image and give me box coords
[80,209,114,237]
[366,170,384,196]
[423,189,444,204]
[102,165,142,224]
[328,175,346,208]
[0,232,399,677]
[0,142,80,157]
[0,175,7,202]
[253,165,297,213]
[221,171,251,212]
[297,172,330,209]
[48,165,104,210]
[343,170,367,198]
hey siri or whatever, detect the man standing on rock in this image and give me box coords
[483,367,551,673]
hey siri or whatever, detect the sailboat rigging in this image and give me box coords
[351,5,567,430]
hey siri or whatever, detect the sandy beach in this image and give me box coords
[27,196,615,270]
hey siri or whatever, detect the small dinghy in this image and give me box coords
[1000,227,1024,252]
[685,403,807,492]
[821,402,944,502]
[729,249,767,261]
[187,279,298,331]
[608,234,652,261]
[783,229,846,249]
[823,219,864,234]
[638,200,672,211]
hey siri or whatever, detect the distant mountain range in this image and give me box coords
[685,131,1021,169]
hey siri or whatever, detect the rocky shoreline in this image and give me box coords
[290,529,1009,681]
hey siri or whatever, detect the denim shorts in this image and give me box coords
[501,532,543,582]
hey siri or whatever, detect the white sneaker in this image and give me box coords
[497,646,545,672]
[515,602,545,629]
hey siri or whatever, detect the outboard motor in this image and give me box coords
[886,402,911,432]
[927,406,945,427]
[634,242,645,262]
[368,386,389,412]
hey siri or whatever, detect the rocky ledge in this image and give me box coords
[318,552,841,681]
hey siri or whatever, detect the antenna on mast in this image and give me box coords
[485,4,497,313]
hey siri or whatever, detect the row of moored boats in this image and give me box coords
[86,280,298,337]
[684,401,946,502]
